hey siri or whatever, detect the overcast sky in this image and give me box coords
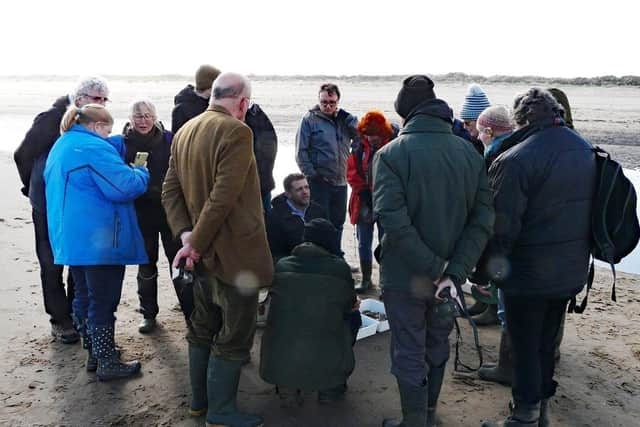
[2,0,637,78]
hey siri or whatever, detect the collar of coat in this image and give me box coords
[291,242,337,258]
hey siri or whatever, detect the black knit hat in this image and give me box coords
[303,218,340,255]
[394,75,436,119]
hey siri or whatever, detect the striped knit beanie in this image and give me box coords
[460,83,491,120]
[477,106,513,134]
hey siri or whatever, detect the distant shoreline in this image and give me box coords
[1,73,639,87]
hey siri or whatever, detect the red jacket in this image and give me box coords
[347,136,391,225]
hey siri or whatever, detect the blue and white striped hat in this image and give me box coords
[460,83,491,120]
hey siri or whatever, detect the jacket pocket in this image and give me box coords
[113,211,121,248]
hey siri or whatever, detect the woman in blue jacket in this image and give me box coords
[44,104,149,381]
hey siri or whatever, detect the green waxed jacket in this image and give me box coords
[372,99,494,292]
[259,243,356,391]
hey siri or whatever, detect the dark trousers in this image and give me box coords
[356,221,384,262]
[136,204,181,319]
[504,294,569,404]
[70,265,125,329]
[32,208,74,326]
[187,267,258,362]
[309,177,347,252]
[383,289,454,387]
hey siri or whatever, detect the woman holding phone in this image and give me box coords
[122,100,184,334]
[44,104,149,381]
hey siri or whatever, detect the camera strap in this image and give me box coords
[452,292,484,372]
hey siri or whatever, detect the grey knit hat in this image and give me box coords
[460,83,491,120]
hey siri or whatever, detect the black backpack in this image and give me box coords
[569,146,640,313]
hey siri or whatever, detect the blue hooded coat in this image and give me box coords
[44,125,149,266]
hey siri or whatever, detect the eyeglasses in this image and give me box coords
[82,94,110,103]
[133,113,154,120]
[320,100,337,106]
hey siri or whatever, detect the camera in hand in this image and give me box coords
[172,258,194,288]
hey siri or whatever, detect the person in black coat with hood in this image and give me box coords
[13,76,110,344]
[171,65,278,211]
[480,88,596,427]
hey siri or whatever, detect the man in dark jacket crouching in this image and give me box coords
[480,88,596,427]
[260,218,361,405]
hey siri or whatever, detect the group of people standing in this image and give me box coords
[14,66,596,427]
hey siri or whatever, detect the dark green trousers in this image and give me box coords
[187,267,258,362]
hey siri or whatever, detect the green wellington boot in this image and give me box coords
[205,356,263,427]
[189,343,210,417]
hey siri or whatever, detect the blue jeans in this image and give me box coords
[70,265,125,330]
[356,221,384,262]
[308,177,347,252]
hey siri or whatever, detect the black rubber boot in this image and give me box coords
[427,363,446,427]
[482,401,540,427]
[92,325,141,382]
[137,272,159,320]
[472,304,500,326]
[355,260,372,294]
[478,329,512,386]
[466,300,489,317]
[189,343,210,417]
[382,379,427,427]
[539,399,550,427]
[205,356,263,427]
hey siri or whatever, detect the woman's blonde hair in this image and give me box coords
[60,104,113,134]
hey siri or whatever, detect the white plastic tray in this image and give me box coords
[356,313,379,341]
[359,298,389,332]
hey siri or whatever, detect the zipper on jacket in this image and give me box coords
[113,212,120,248]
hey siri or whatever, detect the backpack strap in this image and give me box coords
[568,259,595,314]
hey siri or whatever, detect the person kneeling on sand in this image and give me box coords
[44,104,148,381]
[260,218,361,406]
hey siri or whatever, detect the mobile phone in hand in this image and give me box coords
[134,152,149,166]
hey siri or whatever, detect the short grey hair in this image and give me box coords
[72,76,109,102]
[512,87,564,127]
[212,73,251,100]
[129,99,158,119]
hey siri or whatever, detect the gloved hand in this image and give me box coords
[435,276,462,308]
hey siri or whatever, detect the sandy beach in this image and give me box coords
[1,145,640,427]
[2,76,640,426]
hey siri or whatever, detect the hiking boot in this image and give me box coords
[478,329,512,386]
[355,260,372,294]
[382,379,427,427]
[205,356,263,427]
[318,383,347,404]
[472,304,500,326]
[51,323,80,344]
[482,401,540,427]
[138,317,157,334]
